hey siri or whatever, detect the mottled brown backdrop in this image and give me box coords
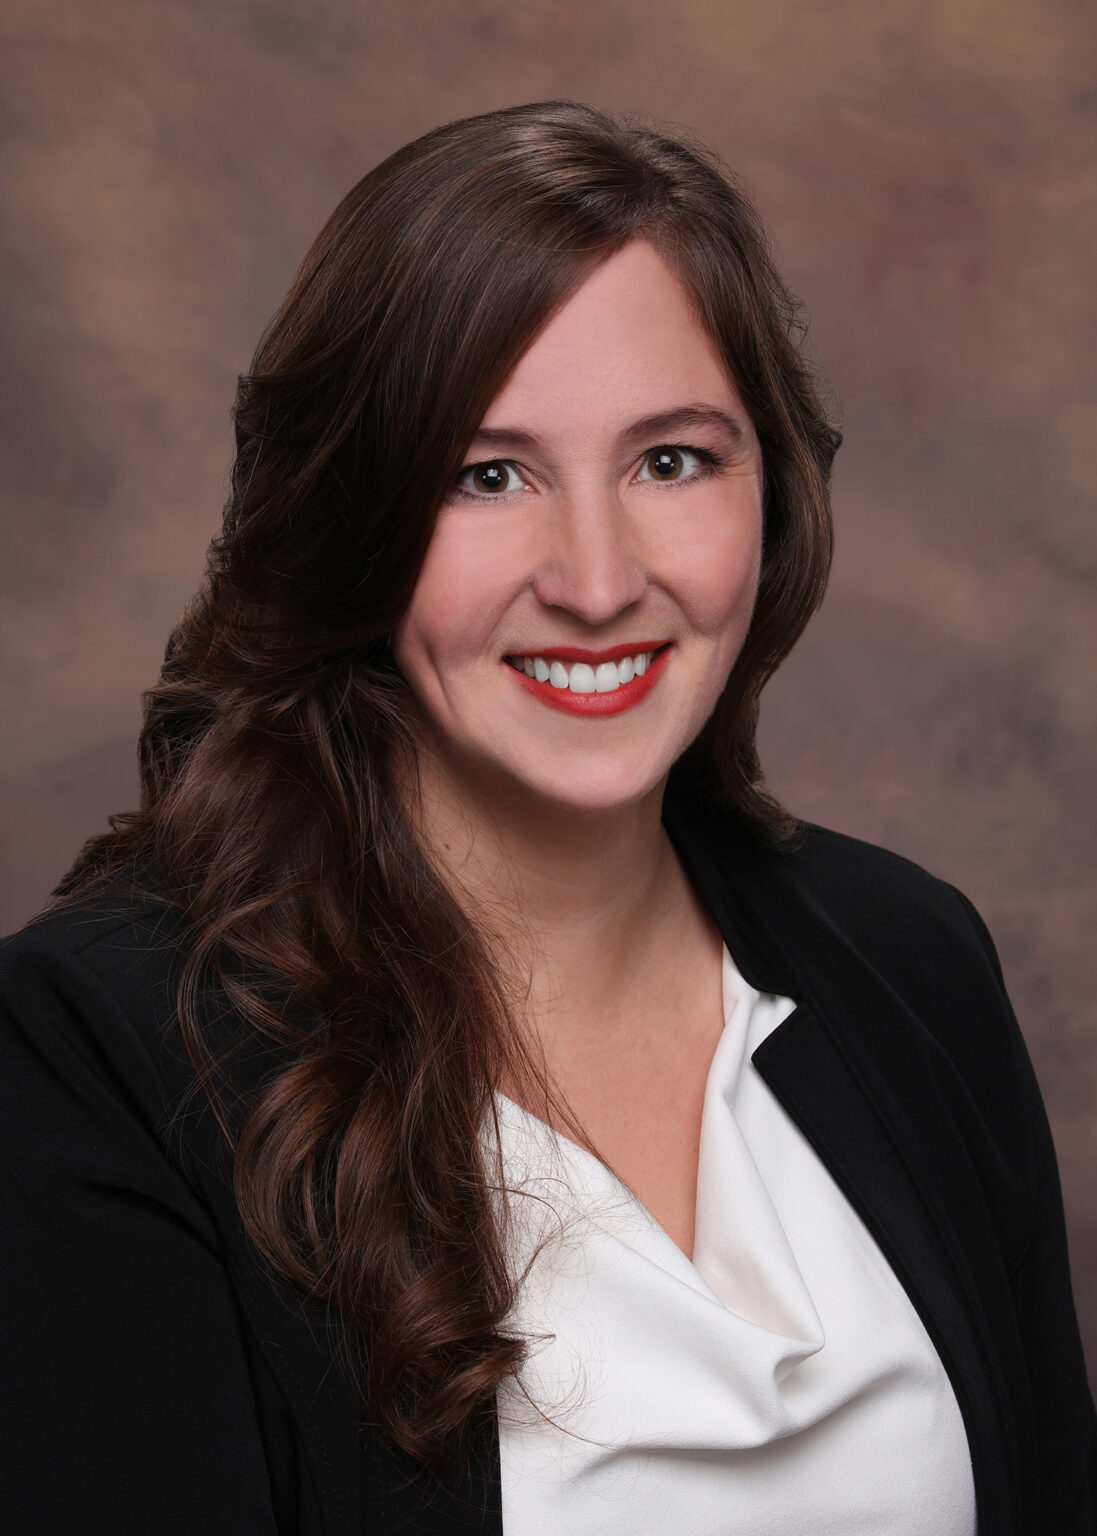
[2,0,1094,1377]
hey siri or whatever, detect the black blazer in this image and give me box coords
[2,792,1095,1534]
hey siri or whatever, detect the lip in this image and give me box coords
[504,639,669,665]
[503,643,672,717]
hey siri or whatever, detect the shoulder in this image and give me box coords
[704,813,1059,1212]
[668,795,1003,1001]
[670,800,1039,1149]
[760,821,1019,1057]
[726,820,1049,1194]
[0,870,203,1132]
[775,820,997,962]
[1,868,301,1148]
[2,867,191,1024]
[739,814,972,919]
[780,821,1009,998]
[768,822,1016,1037]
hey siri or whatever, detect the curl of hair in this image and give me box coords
[50,100,840,1476]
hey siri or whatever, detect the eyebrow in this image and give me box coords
[466,404,746,455]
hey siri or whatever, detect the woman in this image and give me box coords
[1,100,1093,1535]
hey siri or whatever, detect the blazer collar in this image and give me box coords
[660,788,1022,1533]
[660,790,802,996]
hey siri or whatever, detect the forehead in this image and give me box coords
[476,239,741,443]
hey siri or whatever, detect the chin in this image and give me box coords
[499,754,670,815]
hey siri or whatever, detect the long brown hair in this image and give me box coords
[50,101,839,1474]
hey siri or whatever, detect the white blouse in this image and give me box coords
[490,943,977,1535]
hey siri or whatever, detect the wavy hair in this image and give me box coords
[51,100,840,1475]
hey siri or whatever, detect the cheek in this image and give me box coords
[658,499,763,641]
[393,514,522,677]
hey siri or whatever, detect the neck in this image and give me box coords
[401,740,694,1033]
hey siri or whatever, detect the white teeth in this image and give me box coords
[510,649,660,693]
[593,662,619,693]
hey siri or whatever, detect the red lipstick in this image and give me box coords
[503,643,672,717]
[507,640,668,665]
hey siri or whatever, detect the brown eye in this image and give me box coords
[472,462,508,493]
[648,448,684,480]
[637,445,712,486]
[454,460,526,498]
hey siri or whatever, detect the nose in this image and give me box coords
[530,483,647,625]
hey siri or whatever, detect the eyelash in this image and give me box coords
[450,444,725,502]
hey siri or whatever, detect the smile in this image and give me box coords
[502,643,673,716]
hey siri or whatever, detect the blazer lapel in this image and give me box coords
[750,1005,1019,1533]
[661,792,1022,1534]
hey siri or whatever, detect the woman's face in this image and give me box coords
[393,238,764,818]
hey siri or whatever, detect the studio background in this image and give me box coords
[2,0,1094,1382]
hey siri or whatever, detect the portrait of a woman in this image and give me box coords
[2,99,1094,1534]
